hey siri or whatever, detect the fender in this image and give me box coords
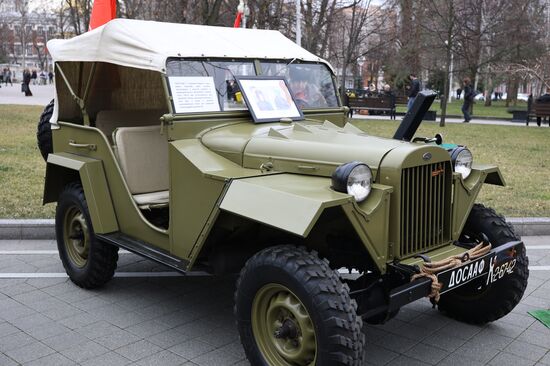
[220,174,353,237]
[451,164,505,239]
[219,174,393,272]
[44,152,118,234]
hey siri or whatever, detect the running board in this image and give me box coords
[97,232,190,272]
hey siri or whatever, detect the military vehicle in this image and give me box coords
[37,19,528,366]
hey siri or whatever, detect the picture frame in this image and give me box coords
[236,76,304,123]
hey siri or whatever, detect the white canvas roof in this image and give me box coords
[47,19,330,73]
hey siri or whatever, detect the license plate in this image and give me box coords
[437,254,493,294]
[436,243,520,294]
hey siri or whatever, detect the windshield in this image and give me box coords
[261,61,339,109]
[166,59,255,112]
[165,58,338,113]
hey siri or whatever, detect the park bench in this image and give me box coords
[395,95,408,106]
[348,96,396,118]
[527,101,550,126]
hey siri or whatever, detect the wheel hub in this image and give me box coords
[63,206,90,268]
[274,319,299,340]
[252,284,317,366]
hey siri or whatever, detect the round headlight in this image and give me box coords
[451,147,473,179]
[332,162,373,202]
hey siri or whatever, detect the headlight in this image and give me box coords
[450,147,473,179]
[331,162,373,202]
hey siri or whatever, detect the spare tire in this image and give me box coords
[37,99,54,161]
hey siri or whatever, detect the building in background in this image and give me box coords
[0,0,58,73]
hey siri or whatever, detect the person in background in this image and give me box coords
[383,84,396,120]
[23,69,33,96]
[407,73,420,110]
[535,86,550,127]
[40,70,47,85]
[48,71,54,84]
[456,88,462,100]
[31,69,37,85]
[461,77,474,123]
[5,68,13,86]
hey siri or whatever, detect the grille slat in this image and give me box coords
[400,162,451,257]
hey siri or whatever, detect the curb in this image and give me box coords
[0,219,55,240]
[1,218,549,240]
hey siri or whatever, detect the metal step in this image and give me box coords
[97,232,189,272]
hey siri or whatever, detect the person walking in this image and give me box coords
[407,73,420,110]
[23,69,33,96]
[462,77,474,123]
[456,88,462,100]
[383,84,396,120]
[48,71,54,84]
[535,87,550,127]
[31,70,38,85]
[5,68,13,86]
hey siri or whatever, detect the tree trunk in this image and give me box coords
[484,72,493,107]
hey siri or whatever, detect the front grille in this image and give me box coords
[400,162,451,257]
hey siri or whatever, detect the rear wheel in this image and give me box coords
[56,182,118,288]
[37,99,54,161]
[235,245,365,366]
[438,204,529,323]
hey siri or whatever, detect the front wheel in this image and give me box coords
[235,246,365,366]
[56,182,119,289]
[438,204,529,323]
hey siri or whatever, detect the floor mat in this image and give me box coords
[528,309,550,329]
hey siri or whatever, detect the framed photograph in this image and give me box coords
[236,76,304,123]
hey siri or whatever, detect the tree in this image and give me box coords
[325,1,394,92]
[65,0,92,35]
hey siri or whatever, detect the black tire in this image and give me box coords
[438,204,529,324]
[37,99,54,161]
[56,182,118,289]
[235,245,365,366]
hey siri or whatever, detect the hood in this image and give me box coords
[200,121,410,178]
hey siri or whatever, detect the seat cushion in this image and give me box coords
[114,125,169,195]
[133,190,169,208]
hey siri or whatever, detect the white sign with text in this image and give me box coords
[168,76,220,113]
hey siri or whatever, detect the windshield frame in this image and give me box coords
[164,57,340,115]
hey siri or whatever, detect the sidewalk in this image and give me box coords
[0,83,54,106]
[0,237,548,365]
[353,113,537,127]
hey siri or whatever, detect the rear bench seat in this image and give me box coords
[95,110,169,209]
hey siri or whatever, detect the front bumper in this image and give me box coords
[354,240,524,318]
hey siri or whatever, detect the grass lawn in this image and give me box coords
[0,105,55,219]
[395,100,526,119]
[0,105,548,218]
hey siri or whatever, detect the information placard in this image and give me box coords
[168,76,220,113]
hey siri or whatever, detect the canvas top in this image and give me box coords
[47,18,330,73]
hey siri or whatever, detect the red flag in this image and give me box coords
[233,12,242,28]
[89,0,117,30]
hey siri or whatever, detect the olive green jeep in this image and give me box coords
[38,19,528,366]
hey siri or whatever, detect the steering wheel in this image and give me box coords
[295,98,309,109]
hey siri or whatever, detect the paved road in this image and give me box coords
[0,83,54,106]
[0,237,548,365]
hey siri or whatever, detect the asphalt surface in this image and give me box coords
[0,82,54,106]
[0,237,548,365]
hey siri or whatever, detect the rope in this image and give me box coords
[411,242,492,304]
